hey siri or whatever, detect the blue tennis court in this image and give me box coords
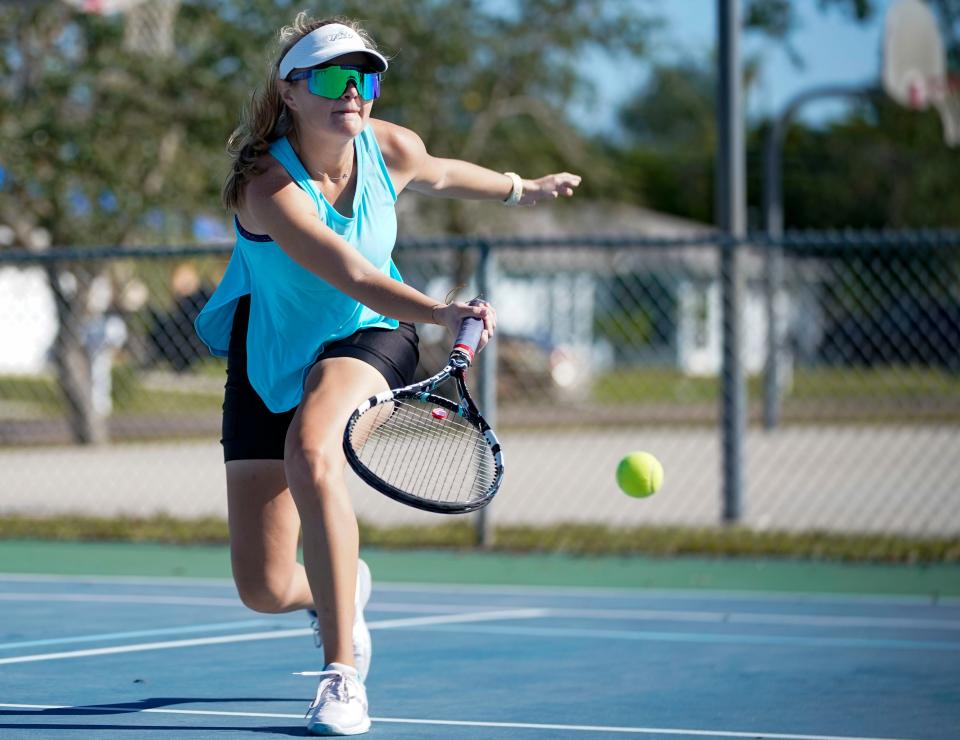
[1,572,958,739]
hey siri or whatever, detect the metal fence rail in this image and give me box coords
[1,231,958,537]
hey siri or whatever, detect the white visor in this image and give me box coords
[278,24,388,80]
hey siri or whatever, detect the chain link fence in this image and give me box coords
[1,231,958,538]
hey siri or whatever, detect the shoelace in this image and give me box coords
[295,670,355,713]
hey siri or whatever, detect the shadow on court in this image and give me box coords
[0,698,309,736]
[0,725,306,737]
[0,697,294,715]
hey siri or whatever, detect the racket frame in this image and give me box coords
[342,351,504,514]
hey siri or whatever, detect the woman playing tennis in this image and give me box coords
[195,13,580,736]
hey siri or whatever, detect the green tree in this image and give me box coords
[1,1,239,442]
[1,0,659,248]
[611,0,960,228]
[615,62,960,229]
[746,0,960,78]
[0,0,657,443]
[769,101,960,228]
[607,57,718,224]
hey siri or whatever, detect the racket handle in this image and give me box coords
[451,299,487,364]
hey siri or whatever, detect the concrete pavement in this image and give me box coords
[1,425,957,536]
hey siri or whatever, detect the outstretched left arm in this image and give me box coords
[371,118,581,206]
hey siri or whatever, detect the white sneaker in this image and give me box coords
[297,663,370,736]
[308,559,373,682]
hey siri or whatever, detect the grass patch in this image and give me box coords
[492,524,960,563]
[0,375,63,415]
[0,514,230,544]
[592,366,960,405]
[0,368,222,418]
[1,515,956,564]
[4,366,957,428]
[111,368,222,414]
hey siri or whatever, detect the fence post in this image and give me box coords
[717,0,746,523]
[474,239,497,547]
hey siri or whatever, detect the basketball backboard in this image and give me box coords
[883,0,958,146]
[61,0,180,59]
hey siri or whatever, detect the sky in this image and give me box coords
[586,0,893,136]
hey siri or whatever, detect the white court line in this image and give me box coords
[371,582,960,606]
[0,609,547,665]
[3,591,957,631]
[374,716,906,740]
[4,608,954,665]
[314,601,960,629]
[415,623,960,652]
[0,627,311,665]
[0,592,243,607]
[0,573,234,587]
[539,606,960,631]
[0,702,910,740]
[2,572,955,605]
[0,619,275,652]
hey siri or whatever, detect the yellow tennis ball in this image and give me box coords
[616,451,664,498]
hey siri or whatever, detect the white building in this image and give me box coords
[0,266,58,374]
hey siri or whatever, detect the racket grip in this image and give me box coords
[451,299,487,363]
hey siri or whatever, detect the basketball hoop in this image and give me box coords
[123,0,180,58]
[63,0,145,17]
[61,0,180,59]
[883,0,958,147]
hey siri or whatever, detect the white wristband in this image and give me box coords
[502,172,523,206]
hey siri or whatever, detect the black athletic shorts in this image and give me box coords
[221,294,419,462]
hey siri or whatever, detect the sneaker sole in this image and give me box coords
[306,717,371,736]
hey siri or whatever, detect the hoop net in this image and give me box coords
[62,0,180,59]
[883,0,958,147]
[123,0,180,58]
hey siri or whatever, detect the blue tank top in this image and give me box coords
[194,126,401,412]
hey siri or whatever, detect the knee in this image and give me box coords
[284,439,343,499]
[232,571,292,614]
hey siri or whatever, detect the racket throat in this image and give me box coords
[453,371,482,422]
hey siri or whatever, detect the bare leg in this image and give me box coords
[226,460,313,613]
[284,357,388,669]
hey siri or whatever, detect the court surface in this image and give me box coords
[1,572,958,739]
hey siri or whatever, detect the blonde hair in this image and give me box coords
[221,13,381,211]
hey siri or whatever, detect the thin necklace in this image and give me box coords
[317,168,351,182]
[292,133,353,181]
[312,158,352,181]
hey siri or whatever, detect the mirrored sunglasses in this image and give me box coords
[288,65,382,101]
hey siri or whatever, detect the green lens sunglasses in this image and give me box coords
[287,65,382,101]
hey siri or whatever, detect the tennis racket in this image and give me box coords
[342,301,504,514]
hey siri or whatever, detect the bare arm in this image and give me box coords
[372,119,581,205]
[244,169,495,341]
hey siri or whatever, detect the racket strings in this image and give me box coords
[363,402,495,501]
[358,410,492,503]
[348,398,497,504]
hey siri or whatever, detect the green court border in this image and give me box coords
[1,539,958,597]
